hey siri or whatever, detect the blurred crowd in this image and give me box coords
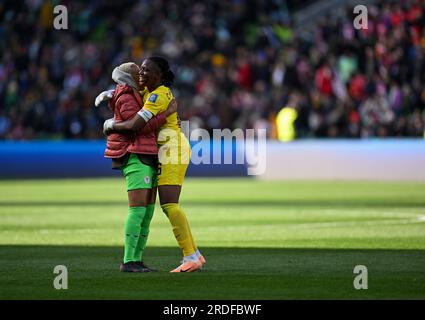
[0,0,424,140]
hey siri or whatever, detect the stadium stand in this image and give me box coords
[0,0,424,140]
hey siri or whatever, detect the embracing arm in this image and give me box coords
[141,112,167,134]
[142,99,178,133]
[104,99,177,135]
[114,111,147,133]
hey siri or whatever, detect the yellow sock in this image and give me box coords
[186,218,197,252]
[161,203,196,257]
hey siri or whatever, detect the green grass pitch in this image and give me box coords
[0,178,424,299]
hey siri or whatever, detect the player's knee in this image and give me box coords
[128,189,149,207]
[129,200,147,207]
[161,203,179,217]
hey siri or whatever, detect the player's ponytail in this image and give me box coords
[148,56,175,87]
[162,69,175,87]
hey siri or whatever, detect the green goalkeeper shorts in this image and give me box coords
[122,153,157,191]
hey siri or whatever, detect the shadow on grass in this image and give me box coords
[0,245,424,300]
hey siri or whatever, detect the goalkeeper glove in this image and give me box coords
[95,89,115,107]
[103,118,115,135]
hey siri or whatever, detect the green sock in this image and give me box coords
[124,206,146,263]
[135,204,155,262]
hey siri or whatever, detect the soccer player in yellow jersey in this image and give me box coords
[104,56,205,272]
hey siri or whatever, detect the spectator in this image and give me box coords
[0,0,423,140]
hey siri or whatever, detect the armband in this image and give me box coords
[137,109,154,122]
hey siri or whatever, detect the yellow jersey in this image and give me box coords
[141,85,190,183]
[141,85,180,134]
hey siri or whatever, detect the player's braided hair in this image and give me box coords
[148,56,175,87]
